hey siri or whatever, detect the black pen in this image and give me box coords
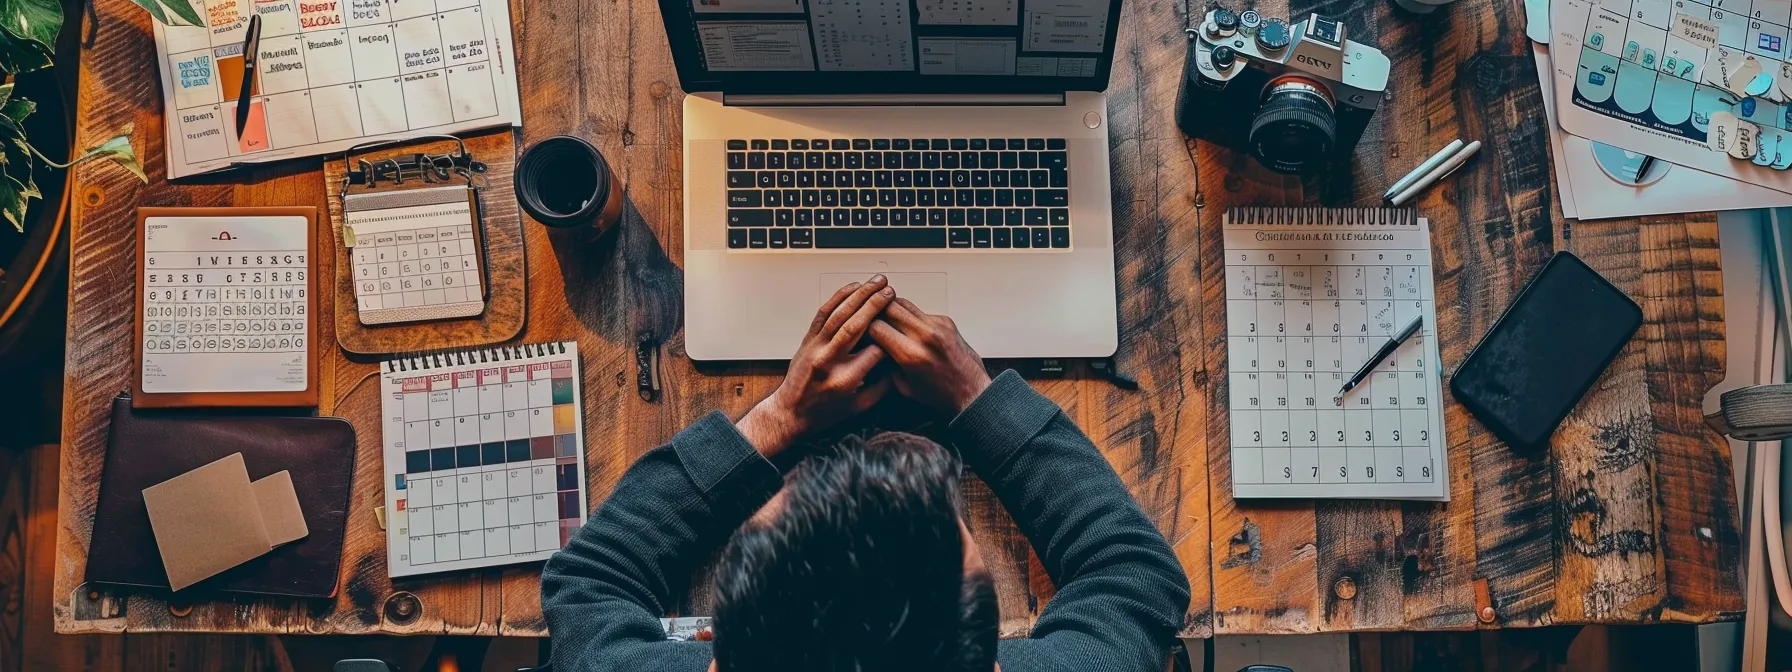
[235,14,262,138]
[1339,315,1423,395]
[1633,155,1655,184]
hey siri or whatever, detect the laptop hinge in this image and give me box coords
[723,93,1066,107]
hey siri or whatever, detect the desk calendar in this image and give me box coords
[1221,209,1449,500]
[380,341,588,577]
[134,207,320,409]
[152,0,522,178]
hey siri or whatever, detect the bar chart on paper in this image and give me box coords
[152,0,522,178]
[1221,209,1449,500]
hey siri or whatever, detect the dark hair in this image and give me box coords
[713,432,998,672]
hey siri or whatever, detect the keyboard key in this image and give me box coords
[798,171,815,188]
[1032,228,1051,248]
[1031,169,1050,186]
[796,210,812,227]
[873,171,892,187]
[1051,209,1069,225]
[756,171,775,188]
[903,151,922,169]
[841,190,857,207]
[1015,190,1033,207]
[992,170,1008,187]
[1027,138,1046,150]
[834,208,851,224]
[844,153,861,169]
[751,139,769,150]
[984,208,1002,225]
[729,229,748,248]
[996,189,1013,206]
[1047,138,1066,150]
[749,228,768,248]
[871,210,888,226]
[976,189,994,207]
[873,139,891,150]
[776,209,793,227]
[884,151,901,168]
[818,228,946,248]
[912,139,930,149]
[1036,189,1067,207]
[788,151,803,167]
[949,209,966,226]
[1006,209,1024,226]
[933,170,951,186]
[822,190,839,207]
[951,139,969,150]
[855,172,874,188]
[932,138,950,149]
[928,209,947,226]
[728,140,748,150]
[727,171,753,188]
[815,209,833,226]
[865,152,883,169]
[956,189,975,206]
[860,188,878,205]
[777,171,795,188]
[728,191,762,208]
[990,138,1007,150]
[1042,151,1067,170]
[952,171,970,187]
[1020,152,1038,169]
[971,170,990,188]
[770,229,788,248]
[782,188,800,206]
[813,138,829,149]
[961,151,979,168]
[1008,138,1025,149]
[1051,227,1070,248]
[853,209,870,226]
[764,191,781,207]
[1013,227,1030,248]
[892,209,908,226]
[980,151,998,168]
[826,152,843,169]
[835,170,853,185]
[999,151,1018,169]
[1051,169,1068,188]
[771,139,788,150]
[1025,208,1048,225]
[973,228,991,247]
[748,152,766,169]
[792,139,809,150]
[894,172,912,188]
[728,152,746,169]
[893,139,911,150]
[832,139,850,150]
[802,190,820,207]
[909,208,926,225]
[968,209,984,226]
[971,138,987,150]
[949,228,972,248]
[918,190,934,207]
[1011,169,1029,187]
[993,228,1011,247]
[942,152,960,169]
[806,152,824,169]
[923,152,941,169]
[898,190,916,207]
[879,190,897,207]
[852,139,871,150]
[791,228,813,248]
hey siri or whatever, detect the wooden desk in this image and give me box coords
[56,0,1743,638]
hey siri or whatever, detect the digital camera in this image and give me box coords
[1175,8,1391,174]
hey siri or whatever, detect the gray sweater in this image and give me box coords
[542,370,1191,671]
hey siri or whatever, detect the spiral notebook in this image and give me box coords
[1222,208,1449,500]
[379,341,588,578]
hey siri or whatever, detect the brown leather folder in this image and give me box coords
[85,394,356,597]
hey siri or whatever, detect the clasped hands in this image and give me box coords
[736,274,991,458]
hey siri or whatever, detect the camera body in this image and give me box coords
[1175,8,1391,174]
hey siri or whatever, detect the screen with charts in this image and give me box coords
[662,0,1121,91]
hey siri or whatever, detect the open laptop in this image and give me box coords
[665,0,1124,361]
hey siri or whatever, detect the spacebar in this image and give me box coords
[815,228,947,248]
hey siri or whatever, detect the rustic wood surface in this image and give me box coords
[55,0,1742,639]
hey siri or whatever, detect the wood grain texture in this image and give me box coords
[55,0,1740,640]
[324,133,528,355]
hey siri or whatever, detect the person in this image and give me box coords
[542,274,1190,671]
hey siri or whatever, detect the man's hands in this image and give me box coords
[736,275,895,458]
[867,297,991,415]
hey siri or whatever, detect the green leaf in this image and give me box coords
[157,0,201,27]
[0,84,17,109]
[3,97,35,125]
[0,0,62,55]
[127,0,172,25]
[59,124,146,183]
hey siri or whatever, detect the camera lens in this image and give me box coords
[1248,75,1337,174]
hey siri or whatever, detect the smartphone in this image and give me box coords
[1449,251,1643,451]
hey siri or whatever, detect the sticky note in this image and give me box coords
[251,470,309,546]
[142,453,273,591]
[1674,12,1719,51]
[235,100,270,153]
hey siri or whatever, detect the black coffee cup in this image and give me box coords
[516,135,623,234]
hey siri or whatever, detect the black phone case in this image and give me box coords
[1448,252,1643,451]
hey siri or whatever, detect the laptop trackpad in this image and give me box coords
[819,273,948,315]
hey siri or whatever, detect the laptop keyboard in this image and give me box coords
[724,138,1071,250]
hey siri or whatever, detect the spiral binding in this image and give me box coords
[385,341,571,373]
[1224,207,1417,227]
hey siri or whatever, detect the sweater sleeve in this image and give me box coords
[541,411,782,672]
[953,371,1191,672]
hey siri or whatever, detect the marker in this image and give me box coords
[1382,139,1463,201]
[1339,316,1423,396]
[235,14,262,138]
[1389,141,1482,207]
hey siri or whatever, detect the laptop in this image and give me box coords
[665,0,1124,361]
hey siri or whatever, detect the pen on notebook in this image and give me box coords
[1633,155,1655,184]
[1339,315,1423,395]
[1388,141,1481,207]
[1382,139,1463,201]
[235,14,262,138]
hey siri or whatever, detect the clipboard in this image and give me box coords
[340,137,491,325]
[134,206,321,409]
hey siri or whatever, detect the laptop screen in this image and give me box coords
[659,0,1124,94]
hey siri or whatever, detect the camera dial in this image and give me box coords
[1256,18,1291,51]
[1248,75,1337,174]
[1209,7,1240,36]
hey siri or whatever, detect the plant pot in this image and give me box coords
[0,67,73,367]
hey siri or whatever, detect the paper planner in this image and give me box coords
[380,342,588,577]
[153,0,522,178]
[1222,209,1449,500]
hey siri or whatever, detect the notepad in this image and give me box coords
[1221,208,1449,501]
[345,185,488,325]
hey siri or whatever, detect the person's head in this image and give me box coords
[710,431,999,672]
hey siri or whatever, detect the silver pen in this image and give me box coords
[1389,141,1482,207]
[1382,139,1464,202]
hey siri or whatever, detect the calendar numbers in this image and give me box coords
[1224,239,1445,498]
